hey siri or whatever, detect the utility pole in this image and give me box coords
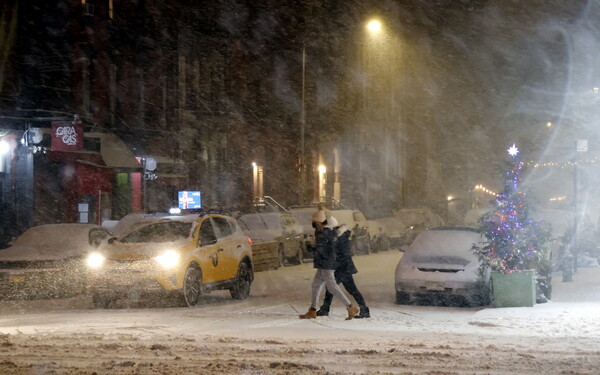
[299,43,306,205]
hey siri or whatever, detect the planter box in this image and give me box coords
[491,270,536,307]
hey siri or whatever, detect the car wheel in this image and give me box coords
[378,236,390,252]
[180,264,202,307]
[278,244,286,267]
[92,292,113,309]
[295,242,304,265]
[370,236,379,253]
[230,262,253,300]
[395,290,412,305]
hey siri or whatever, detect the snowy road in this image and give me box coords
[1,250,599,374]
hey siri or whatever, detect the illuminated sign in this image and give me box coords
[178,191,201,209]
[51,121,83,151]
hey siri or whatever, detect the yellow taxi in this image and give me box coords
[85,214,253,308]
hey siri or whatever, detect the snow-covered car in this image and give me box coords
[329,209,373,254]
[0,224,113,299]
[393,207,445,245]
[395,226,490,307]
[86,214,253,308]
[375,216,407,249]
[288,207,319,257]
[237,212,304,266]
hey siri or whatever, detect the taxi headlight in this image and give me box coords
[86,252,106,268]
[154,250,180,268]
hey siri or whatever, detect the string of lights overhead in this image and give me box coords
[472,184,499,197]
[526,156,599,168]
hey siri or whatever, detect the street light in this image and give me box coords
[252,162,264,204]
[318,164,327,202]
[0,139,10,173]
[366,19,382,33]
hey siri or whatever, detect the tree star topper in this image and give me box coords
[507,143,519,157]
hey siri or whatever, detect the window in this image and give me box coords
[199,219,217,246]
[212,217,232,238]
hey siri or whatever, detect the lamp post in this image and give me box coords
[572,139,587,274]
[362,18,387,215]
[298,43,307,205]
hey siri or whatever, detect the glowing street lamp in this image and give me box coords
[0,139,10,173]
[366,19,382,33]
[318,164,327,201]
[252,162,264,204]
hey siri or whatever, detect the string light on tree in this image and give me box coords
[473,143,551,273]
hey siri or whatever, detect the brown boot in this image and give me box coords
[345,305,359,320]
[299,307,317,319]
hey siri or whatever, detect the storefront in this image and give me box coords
[0,125,141,245]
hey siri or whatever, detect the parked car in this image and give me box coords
[0,224,113,299]
[237,212,304,266]
[395,226,491,307]
[288,207,319,257]
[86,213,253,308]
[329,209,375,254]
[393,207,445,245]
[375,216,408,249]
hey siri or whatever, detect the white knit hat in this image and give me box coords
[311,210,326,223]
[326,215,339,227]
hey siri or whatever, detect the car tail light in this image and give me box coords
[247,237,252,245]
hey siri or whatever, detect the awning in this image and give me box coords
[99,133,142,170]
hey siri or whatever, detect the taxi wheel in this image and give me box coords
[180,265,202,307]
[230,262,252,300]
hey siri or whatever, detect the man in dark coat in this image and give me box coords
[299,210,359,320]
[317,216,370,318]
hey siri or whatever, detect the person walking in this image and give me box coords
[299,210,359,320]
[317,217,370,319]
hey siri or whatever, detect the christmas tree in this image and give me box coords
[473,144,551,273]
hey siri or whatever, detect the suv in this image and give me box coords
[329,209,378,254]
[85,214,253,308]
[288,207,319,257]
[394,208,445,245]
[238,212,304,266]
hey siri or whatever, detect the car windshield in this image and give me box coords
[120,221,193,243]
[353,211,367,222]
[238,215,266,231]
[290,210,314,225]
[261,214,280,229]
[409,230,483,264]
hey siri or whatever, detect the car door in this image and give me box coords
[194,217,222,284]
[211,216,239,280]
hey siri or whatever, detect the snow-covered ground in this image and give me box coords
[0,250,599,374]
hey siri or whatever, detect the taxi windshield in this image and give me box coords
[120,221,193,243]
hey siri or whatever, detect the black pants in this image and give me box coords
[322,272,366,308]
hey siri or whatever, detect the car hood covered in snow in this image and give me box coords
[0,244,91,262]
[0,224,110,262]
[99,239,189,260]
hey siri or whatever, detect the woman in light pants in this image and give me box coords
[299,211,359,320]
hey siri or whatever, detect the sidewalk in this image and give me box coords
[551,267,600,302]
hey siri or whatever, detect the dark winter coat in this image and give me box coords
[313,227,336,270]
[333,226,358,277]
